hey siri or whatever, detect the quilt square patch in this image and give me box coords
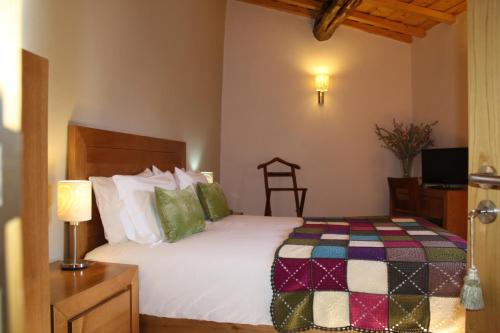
[347,260,388,294]
[420,240,456,248]
[349,240,384,248]
[388,262,428,295]
[350,234,380,241]
[429,296,465,332]
[325,222,349,226]
[379,235,413,241]
[321,233,349,240]
[413,235,446,241]
[272,292,314,332]
[389,295,429,332]
[289,232,322,240]
[377,230,407,236]
[398,222,423,227]
[325,225,350,234]
[350,226,375,231]
[350,292,388,331]
[429,262,466,297]
[311,259,347,291]
[278,245,314,258]
[348,247,386,261]
[376,226,402,231]
[386,248,427,262]
[383,241,422,248]
[372,222,394,227]
[392,217,416,223]
[313,291,350,328]
[285,238,319,246]
[318,239,349,247]
[294,227,325,234]
[312,245,347,259]
[274,258,312,292]
[407,230,437,236]
[425,248,466,262]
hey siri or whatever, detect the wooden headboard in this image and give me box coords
[67,125,186,259]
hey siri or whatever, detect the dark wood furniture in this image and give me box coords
[419,187,467,239]
[388,177,421,216]
[67,125,186,260]
[50,261,139,333]
[66,126,354,333]
[388,177,468,239]
[257,157,307,217]
[22,50,50,333]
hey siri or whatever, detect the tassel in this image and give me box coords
[461,266,485,310]
[460,213,485,310]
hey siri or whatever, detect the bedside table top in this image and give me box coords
[50,260,138,305]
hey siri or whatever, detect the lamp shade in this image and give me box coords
[57,180,92,223]
[315,74,329,92]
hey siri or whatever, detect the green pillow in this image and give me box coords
[155,186,205,242]
[197,182,231,221]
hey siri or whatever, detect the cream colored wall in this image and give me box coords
[411,13,467,176]
[220,0,413,217]
[412,13,467,148]
[22,0,227,261]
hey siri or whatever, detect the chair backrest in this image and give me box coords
[387,177,420,216]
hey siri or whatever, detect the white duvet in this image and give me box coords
[85,214,301,325]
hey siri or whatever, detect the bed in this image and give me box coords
[67,125,465,333]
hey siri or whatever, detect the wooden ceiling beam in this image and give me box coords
[343,19,412,43]
[276,0,321,11]
[313,0,363,41]
[238,0,315,18]
[365,0,456,24]
[348,10,426,37]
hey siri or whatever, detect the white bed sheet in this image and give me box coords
[85,214,302,325]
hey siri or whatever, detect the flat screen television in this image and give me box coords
[421,147,468,187]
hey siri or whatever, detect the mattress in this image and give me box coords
[85,214,302,325]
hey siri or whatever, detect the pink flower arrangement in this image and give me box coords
[375,119,437,177]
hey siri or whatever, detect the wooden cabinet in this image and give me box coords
[419,187,468,239]
[50,261,139,333]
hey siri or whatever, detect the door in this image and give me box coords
[467,0,500,331]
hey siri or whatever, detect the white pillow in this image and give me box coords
[152,165,164,176]
[113,172,177,244]
[174,167,208,190]
[89,168,153,244]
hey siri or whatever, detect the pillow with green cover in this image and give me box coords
[196,182,231,221]
[155,186,205,242]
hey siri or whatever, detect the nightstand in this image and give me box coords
[50,261,139,333]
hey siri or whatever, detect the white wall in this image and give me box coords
[412,13,467,148]
[411,13,467,175]
[220,0,413,217]
[22,0,227,261]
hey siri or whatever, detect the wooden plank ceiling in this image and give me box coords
[237,0,466,43]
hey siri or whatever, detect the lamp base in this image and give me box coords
[61,259,88,270]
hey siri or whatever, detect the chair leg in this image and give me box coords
[264,191,272,216]
[299,190,307,217]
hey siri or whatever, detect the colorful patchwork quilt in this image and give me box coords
[271,216,467,333]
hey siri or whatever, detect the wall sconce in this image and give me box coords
[315,74,329,105]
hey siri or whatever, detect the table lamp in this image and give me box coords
[57,180,92,270]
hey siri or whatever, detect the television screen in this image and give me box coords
[421,148,468,186]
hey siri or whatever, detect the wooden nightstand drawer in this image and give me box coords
[50,261,139,333]
[70,289,131,333]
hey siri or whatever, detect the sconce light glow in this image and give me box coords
[315,74,330,105]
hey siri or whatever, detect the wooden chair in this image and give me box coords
[387,177,421,217]
[257,157,307,217]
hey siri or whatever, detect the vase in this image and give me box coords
[401,157,414,178]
